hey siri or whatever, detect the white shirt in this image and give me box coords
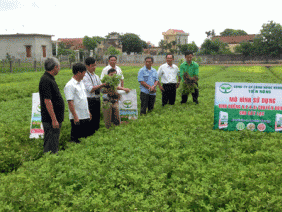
[82,71,102,98]
[64,78,90,120]
[157,63,180,84]
[101,65,124,87]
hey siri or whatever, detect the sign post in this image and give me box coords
[214,82,282,132]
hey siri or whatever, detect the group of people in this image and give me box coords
[39,51,199,155]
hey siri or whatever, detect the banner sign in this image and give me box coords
[214,82,282,132]
[118,89,138,122]
[30,93,44,138]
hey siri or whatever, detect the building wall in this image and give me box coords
[34,36,52,61]
[0,35,52,62]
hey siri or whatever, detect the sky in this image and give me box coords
[1,0,282,47]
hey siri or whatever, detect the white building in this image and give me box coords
[0,33,53,62]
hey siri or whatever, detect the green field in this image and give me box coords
[1,65,282,211]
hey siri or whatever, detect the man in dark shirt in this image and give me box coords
[39,57,65,155]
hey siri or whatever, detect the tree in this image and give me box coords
[220,29,247,36]
[235,21,282,58]
[205,29,215,38]
[179,41,199,54]
[105,45,121,55]
[120,33,143,55]
[234,41,253,57]
[158,40,166,54]
[199,38,231,55]
[141,40,148,49]
[83,36,98,53]
[57,42,76,56]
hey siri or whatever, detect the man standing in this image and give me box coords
[100,55,129,92]
[39,57,64,155]
[138,57,159,115]
[180,51,199,104]
[83,57,106,136]
[64,63,91,143]
[158,54,181,106]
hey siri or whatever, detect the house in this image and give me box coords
[162,29,189,45]
[57,38,85,50]
[211,34,256,52]
[0,33,53,62]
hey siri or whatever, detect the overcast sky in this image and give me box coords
[1,0,282,47]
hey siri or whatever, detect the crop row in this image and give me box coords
[1,66,282,211]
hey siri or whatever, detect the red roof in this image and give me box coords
[171,29,185,33]
[57,38,85,50]
[211,34,256,44]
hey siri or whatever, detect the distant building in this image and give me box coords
[211,34,256,52]
[57,38,85,50]
[0,33,53,62]
[96,33,122,56]
[162,29,189,45]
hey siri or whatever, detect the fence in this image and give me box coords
[0,59,72,73]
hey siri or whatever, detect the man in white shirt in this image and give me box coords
[100,55,130,92]
[158,54,181,106]
[64,63,91,143]
[83,57,106,136]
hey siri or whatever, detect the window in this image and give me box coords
[42,46,46,57]
[26,45,32,58]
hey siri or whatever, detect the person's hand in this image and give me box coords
[176,83,180,89]
[152,88,157,93]
[102,83,107,87]
[74,116,80,125]
[124,88,131,93]
[52,119,59,128]
[90,113,92,121]
[159,86,164,92]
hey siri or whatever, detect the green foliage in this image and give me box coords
[158,39,166,54]
[178,58,184,67]
[200,38,232,55]
[121,33,144,54]
[1,66,282,211]
[220,28,248,36]
[57,42,76,56]
[205,29,215,38]
[235,21,282,58]
[179,41,199,54]
[105,45,121,56]
[82,36,98,52]
[101,74,122,90]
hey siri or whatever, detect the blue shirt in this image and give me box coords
[138,66,159,95]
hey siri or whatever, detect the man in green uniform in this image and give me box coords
[179,51,199,104]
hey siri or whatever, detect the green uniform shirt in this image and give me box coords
[179,61,199,82]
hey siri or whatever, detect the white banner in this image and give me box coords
[30,93,44,138]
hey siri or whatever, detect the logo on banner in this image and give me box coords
[219,83,233,94]
[122,100,132,108]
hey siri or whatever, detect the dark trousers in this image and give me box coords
[42,122,62,154]
[181,82,199,103]
[87,97,101,135]
[162,83,177,106]
[70,119,91,143]
[140,92,156,115]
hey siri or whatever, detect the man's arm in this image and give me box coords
[120,79,124,87]
[44,99,59,128]
[67,100,79,124]
[117,86,130,93]
[140,81,151,90]
[90,84,106,93]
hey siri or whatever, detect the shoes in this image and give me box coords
[194,100,199,104]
